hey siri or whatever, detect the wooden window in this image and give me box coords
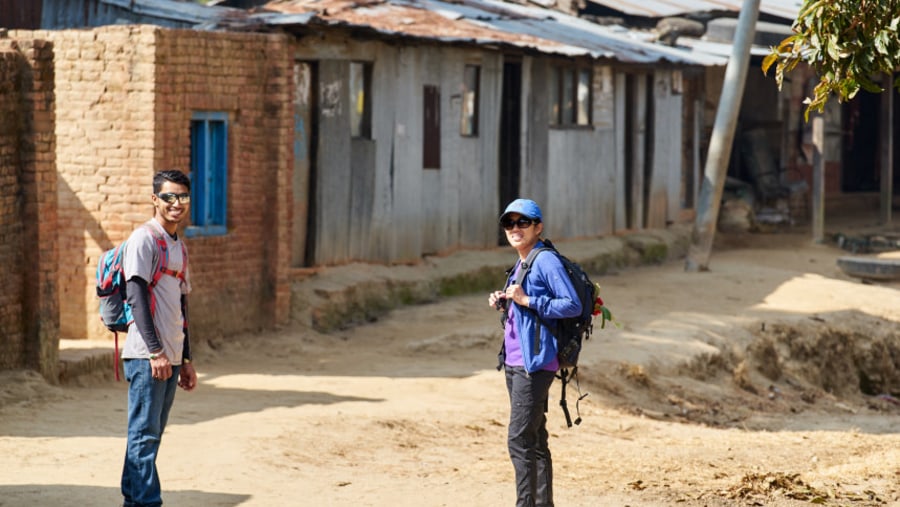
[187,111,228,237]
[550,65,593,127]
[423,85,441,169]
[349,62,372,139]
[461,65,480,136]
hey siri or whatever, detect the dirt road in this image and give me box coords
[1,229,899,506]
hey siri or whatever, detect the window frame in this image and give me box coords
[549,64,593,128]
[423,84,441,169]
[460,64,480,137]
[186,111,229,238]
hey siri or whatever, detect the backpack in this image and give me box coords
[509,238,597,427]
[96,224,186,380]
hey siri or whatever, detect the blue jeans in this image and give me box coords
[505,366,555,507]
[121,359,180,507]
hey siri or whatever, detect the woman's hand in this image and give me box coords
[505,284,530,308]
[488,290,506,311]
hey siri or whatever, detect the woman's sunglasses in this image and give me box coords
[500,217,539,231]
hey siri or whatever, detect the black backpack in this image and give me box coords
[506,239,596,427]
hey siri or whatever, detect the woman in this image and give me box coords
[488,198,582,507]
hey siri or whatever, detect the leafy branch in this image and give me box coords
[762,0,900,121]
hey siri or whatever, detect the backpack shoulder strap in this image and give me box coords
[141,224,186,284]
[514,245,552,286]
[141,224,169,288]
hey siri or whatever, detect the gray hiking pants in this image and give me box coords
[505,365,555,507]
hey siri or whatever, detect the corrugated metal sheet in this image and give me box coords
[259,0,727,65]
[33,0,728,66]
[583,0,803,22]
[37,0,239,29]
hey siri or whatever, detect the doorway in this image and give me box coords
[292,61,318,267]
[498,60,522,245]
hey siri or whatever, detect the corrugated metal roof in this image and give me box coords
[583,0,802,22]
[35,0,728,66]
[258,0,727,65]
[37,0,241,29]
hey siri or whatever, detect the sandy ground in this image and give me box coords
[1,227,899,507]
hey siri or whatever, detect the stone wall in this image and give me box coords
[0,31,58,378]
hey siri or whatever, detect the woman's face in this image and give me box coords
[503,213,542,253]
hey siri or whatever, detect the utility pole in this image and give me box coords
[685,0,762,272]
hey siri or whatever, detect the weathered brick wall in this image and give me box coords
[35,26,159,341]
[0,32,58,377]
[41,25,292,342]
[154,29,293,338]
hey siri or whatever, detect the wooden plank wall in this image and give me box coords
[314,60,353,264]
[296,35,694,266]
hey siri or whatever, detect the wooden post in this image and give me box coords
[811,113,825,242]
[685,0,762,271]
[880,73,894,225]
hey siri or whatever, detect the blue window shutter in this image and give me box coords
[187,112,228,237]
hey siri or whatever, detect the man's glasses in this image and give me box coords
[156,192,191,205]
[500,217,538,231]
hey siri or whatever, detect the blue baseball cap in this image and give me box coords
[500,198,542,221]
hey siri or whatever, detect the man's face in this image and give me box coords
[152,180,191,226]
[503,212,542,250]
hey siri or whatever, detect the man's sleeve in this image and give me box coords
[181,294,191,361]
[126,277,164,353]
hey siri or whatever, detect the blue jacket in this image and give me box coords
[505,241,582,373]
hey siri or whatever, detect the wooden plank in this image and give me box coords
[389,48,424,262]
[593,64,616,236]
[614,71,627,232]
[476,52,504,246]
[631,74,647,230]
[880,74,893,225]
[291,61,313,267]
[349,138,376,260]
[524,57,549,210]
[368,45,398,262]
[646,70,680,229]
[315,60,352,264]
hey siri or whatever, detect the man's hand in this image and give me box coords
[150,352,173,381]
[178,362,197,392]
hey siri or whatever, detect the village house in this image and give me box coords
[1,0,728,379]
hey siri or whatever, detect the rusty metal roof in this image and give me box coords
[33,0,727,65]
[583,0,802,22]
[258,0,727,65]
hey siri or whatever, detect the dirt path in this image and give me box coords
[1,230,899,506]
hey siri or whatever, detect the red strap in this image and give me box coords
[114,331,120,382]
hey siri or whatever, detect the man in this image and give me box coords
[488,198,582,507]
[120,169,197,507]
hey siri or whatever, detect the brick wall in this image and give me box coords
[38,25,292,342]
[0,32,58,377]
[32,26,160,341]
[153,28,293,338]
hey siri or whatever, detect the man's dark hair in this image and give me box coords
[153,170,191,194]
